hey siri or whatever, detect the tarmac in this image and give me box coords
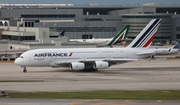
[0,54,180,105]
[1,57,180,92]
[1,98,180,105]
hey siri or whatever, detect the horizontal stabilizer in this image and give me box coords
[136,51,155,55]
[105,59,138,61]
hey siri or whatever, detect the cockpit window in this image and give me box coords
[19,56,24,58]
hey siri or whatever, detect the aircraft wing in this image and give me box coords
[53,59,138,66]
[136,51,155,55]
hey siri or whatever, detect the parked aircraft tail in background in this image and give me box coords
[59,30,65,37]
[69,25,130,47]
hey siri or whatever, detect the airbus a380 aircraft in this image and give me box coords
[69,25,130,47]
[15,19,161,73]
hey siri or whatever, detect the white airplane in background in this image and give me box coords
[68,25,130,47]
[150,39,180,55]
[15,19,161,73]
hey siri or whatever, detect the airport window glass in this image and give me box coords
[177,27,180,31]
[144,12,154,14]
[21,36,35,40]
[49,36,59,38]
[122,15,171,19]
[177,34,180,39]
[82,34,93,39]
[2,35,18,40]
[82,8,123,15]
[10,36,18,40]
[21,14,75,18]
[156,8,180,14]
[55,27,116,32]
[85,18,102,21]
[32,22,34,27]
[155,36,171,39]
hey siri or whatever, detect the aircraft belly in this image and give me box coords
[109,61,130,66]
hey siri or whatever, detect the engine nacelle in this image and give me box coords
[93,61,109,69]
[70,62,85,71]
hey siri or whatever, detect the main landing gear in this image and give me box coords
[84,68,98,72]
[23,67,27,73]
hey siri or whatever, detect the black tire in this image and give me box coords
[94,69,98,72]
[23,69,27,73]
[84,68,98,72]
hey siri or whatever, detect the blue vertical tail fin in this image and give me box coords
[173,39,180,49]
[59,30,65,37]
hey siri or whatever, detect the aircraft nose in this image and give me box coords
[14,58,22,66]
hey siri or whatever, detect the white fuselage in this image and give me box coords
[15,48,150,67]
[70,39,112,47]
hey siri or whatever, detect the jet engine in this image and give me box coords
[93,61,109,69]
[70,62,85,71]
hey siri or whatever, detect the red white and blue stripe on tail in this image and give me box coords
[127,19,161,49]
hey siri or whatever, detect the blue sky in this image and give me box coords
[0,0,179,5]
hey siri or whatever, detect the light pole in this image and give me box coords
[43,23,45,27]
[84,25,87,36]
[54,23,57,29]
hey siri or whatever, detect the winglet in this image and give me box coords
[107,25,130,46]
[127,19,161,49]
[59,30,65,37]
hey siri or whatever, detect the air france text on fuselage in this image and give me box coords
[34,53,68,57]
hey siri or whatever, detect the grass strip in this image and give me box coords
[8,90,180,100]
[0,80,44,82]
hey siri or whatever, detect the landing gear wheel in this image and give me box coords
[94,69,98,72]
[23,69,27,73]
[23,67,27,73]
[84,69,90,72]
[84,68,98,72]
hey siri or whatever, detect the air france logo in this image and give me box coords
[34,52,73,57]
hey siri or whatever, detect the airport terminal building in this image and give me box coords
[0,3,180,44]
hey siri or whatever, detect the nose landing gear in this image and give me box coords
[23,67,27,73]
